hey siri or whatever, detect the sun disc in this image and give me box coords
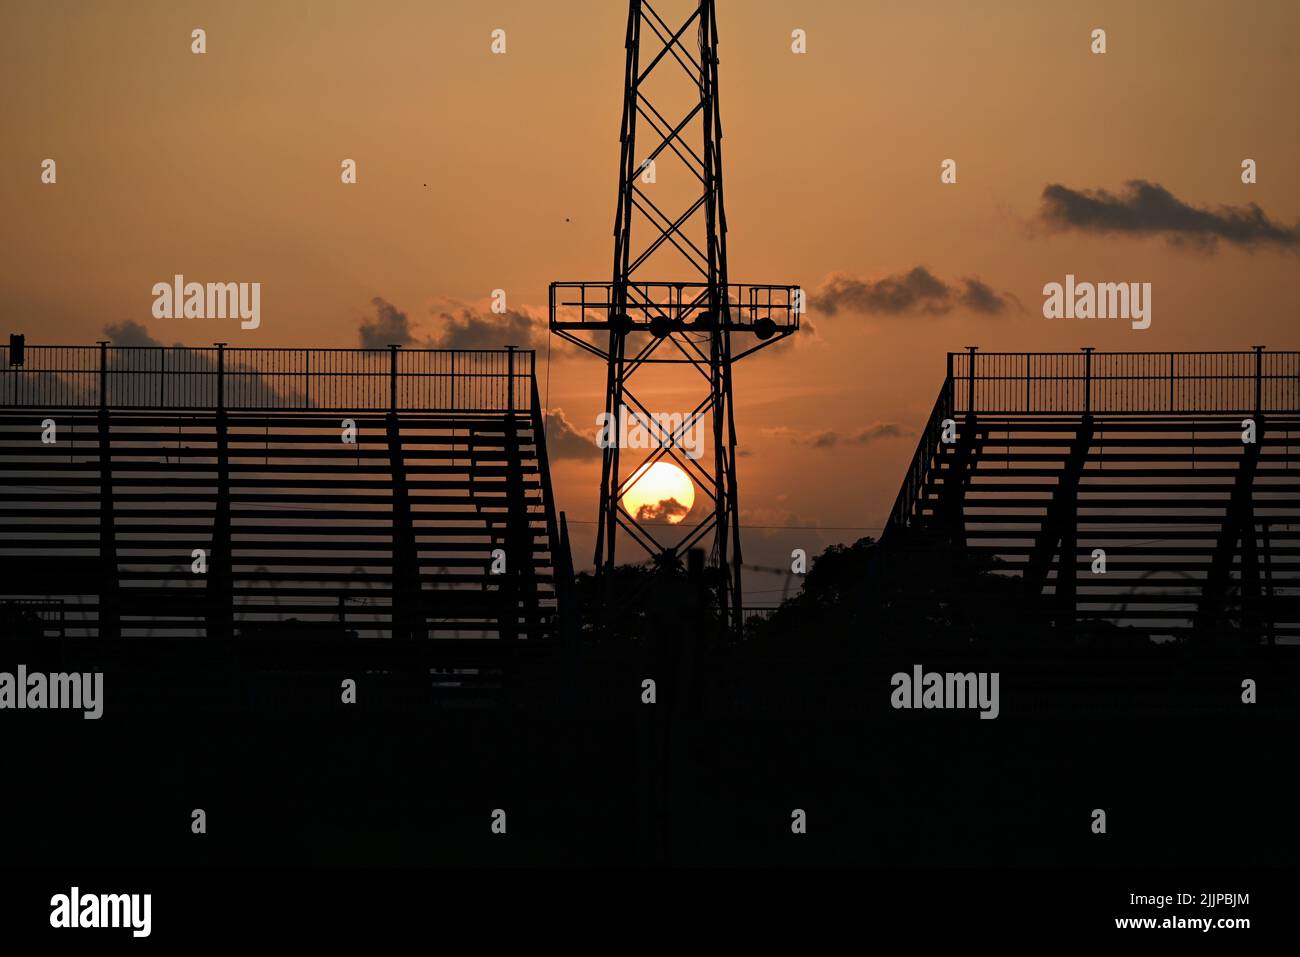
[621,461,695,525]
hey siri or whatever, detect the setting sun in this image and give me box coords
[620,461,696,524]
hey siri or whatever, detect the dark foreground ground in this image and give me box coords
[3,636,1297,869]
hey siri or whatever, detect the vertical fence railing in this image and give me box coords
[97,341,108,410]
[950,350,1300,415]
[0,345,537,413]
[886,348,1299,540]
[884,377,955,537]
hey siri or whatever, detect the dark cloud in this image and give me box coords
[359,297,415,349]
[811,267,1013,317]
[764,423,909,449]
[100,321,308,408]
[104,319,162,347]
[542,408,600,459]
[960,277,1009,314]
[431,307,544,350]
[1039,180,1300,251]
[635,497,690,523]
[814,423,908,448]
[358,298,561,352]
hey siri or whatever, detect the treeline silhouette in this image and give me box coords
[572,533,1160,653]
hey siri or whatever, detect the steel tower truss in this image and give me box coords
[549,0,799,633]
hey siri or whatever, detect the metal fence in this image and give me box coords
[0,599,66,637]
[741,606,779,627]
[951,349,1300,415]
[0,344,536,412]
[549,281,802,330]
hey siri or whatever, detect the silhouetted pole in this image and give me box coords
[388,344,399,411]
[208,343,233,639]
[1082,347,1094,415]
[96,340,119,638]
[964,345,977,416]
[1254,345,1265,414]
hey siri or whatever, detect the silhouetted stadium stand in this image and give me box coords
[884,349,1300,643]
[0,343,571,641]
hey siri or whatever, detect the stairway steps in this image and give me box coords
[0,404,564,640]
[887,409,1300,640]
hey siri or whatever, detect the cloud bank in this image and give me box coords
[811,267,1014,317]
[1039,180,1300,251]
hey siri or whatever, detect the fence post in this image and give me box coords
[98,340,109,409]
[215,343,226,410]
[1082,347,1094,415]
[506,345,517,415]
[1169,352,1175,412]
[388,344,399,411]
[1253,345,1265,413]
[8,334,20,405]
[946,350,954,409]
[964,346,977,415]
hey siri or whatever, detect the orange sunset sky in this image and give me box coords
[3,0,1298,582]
